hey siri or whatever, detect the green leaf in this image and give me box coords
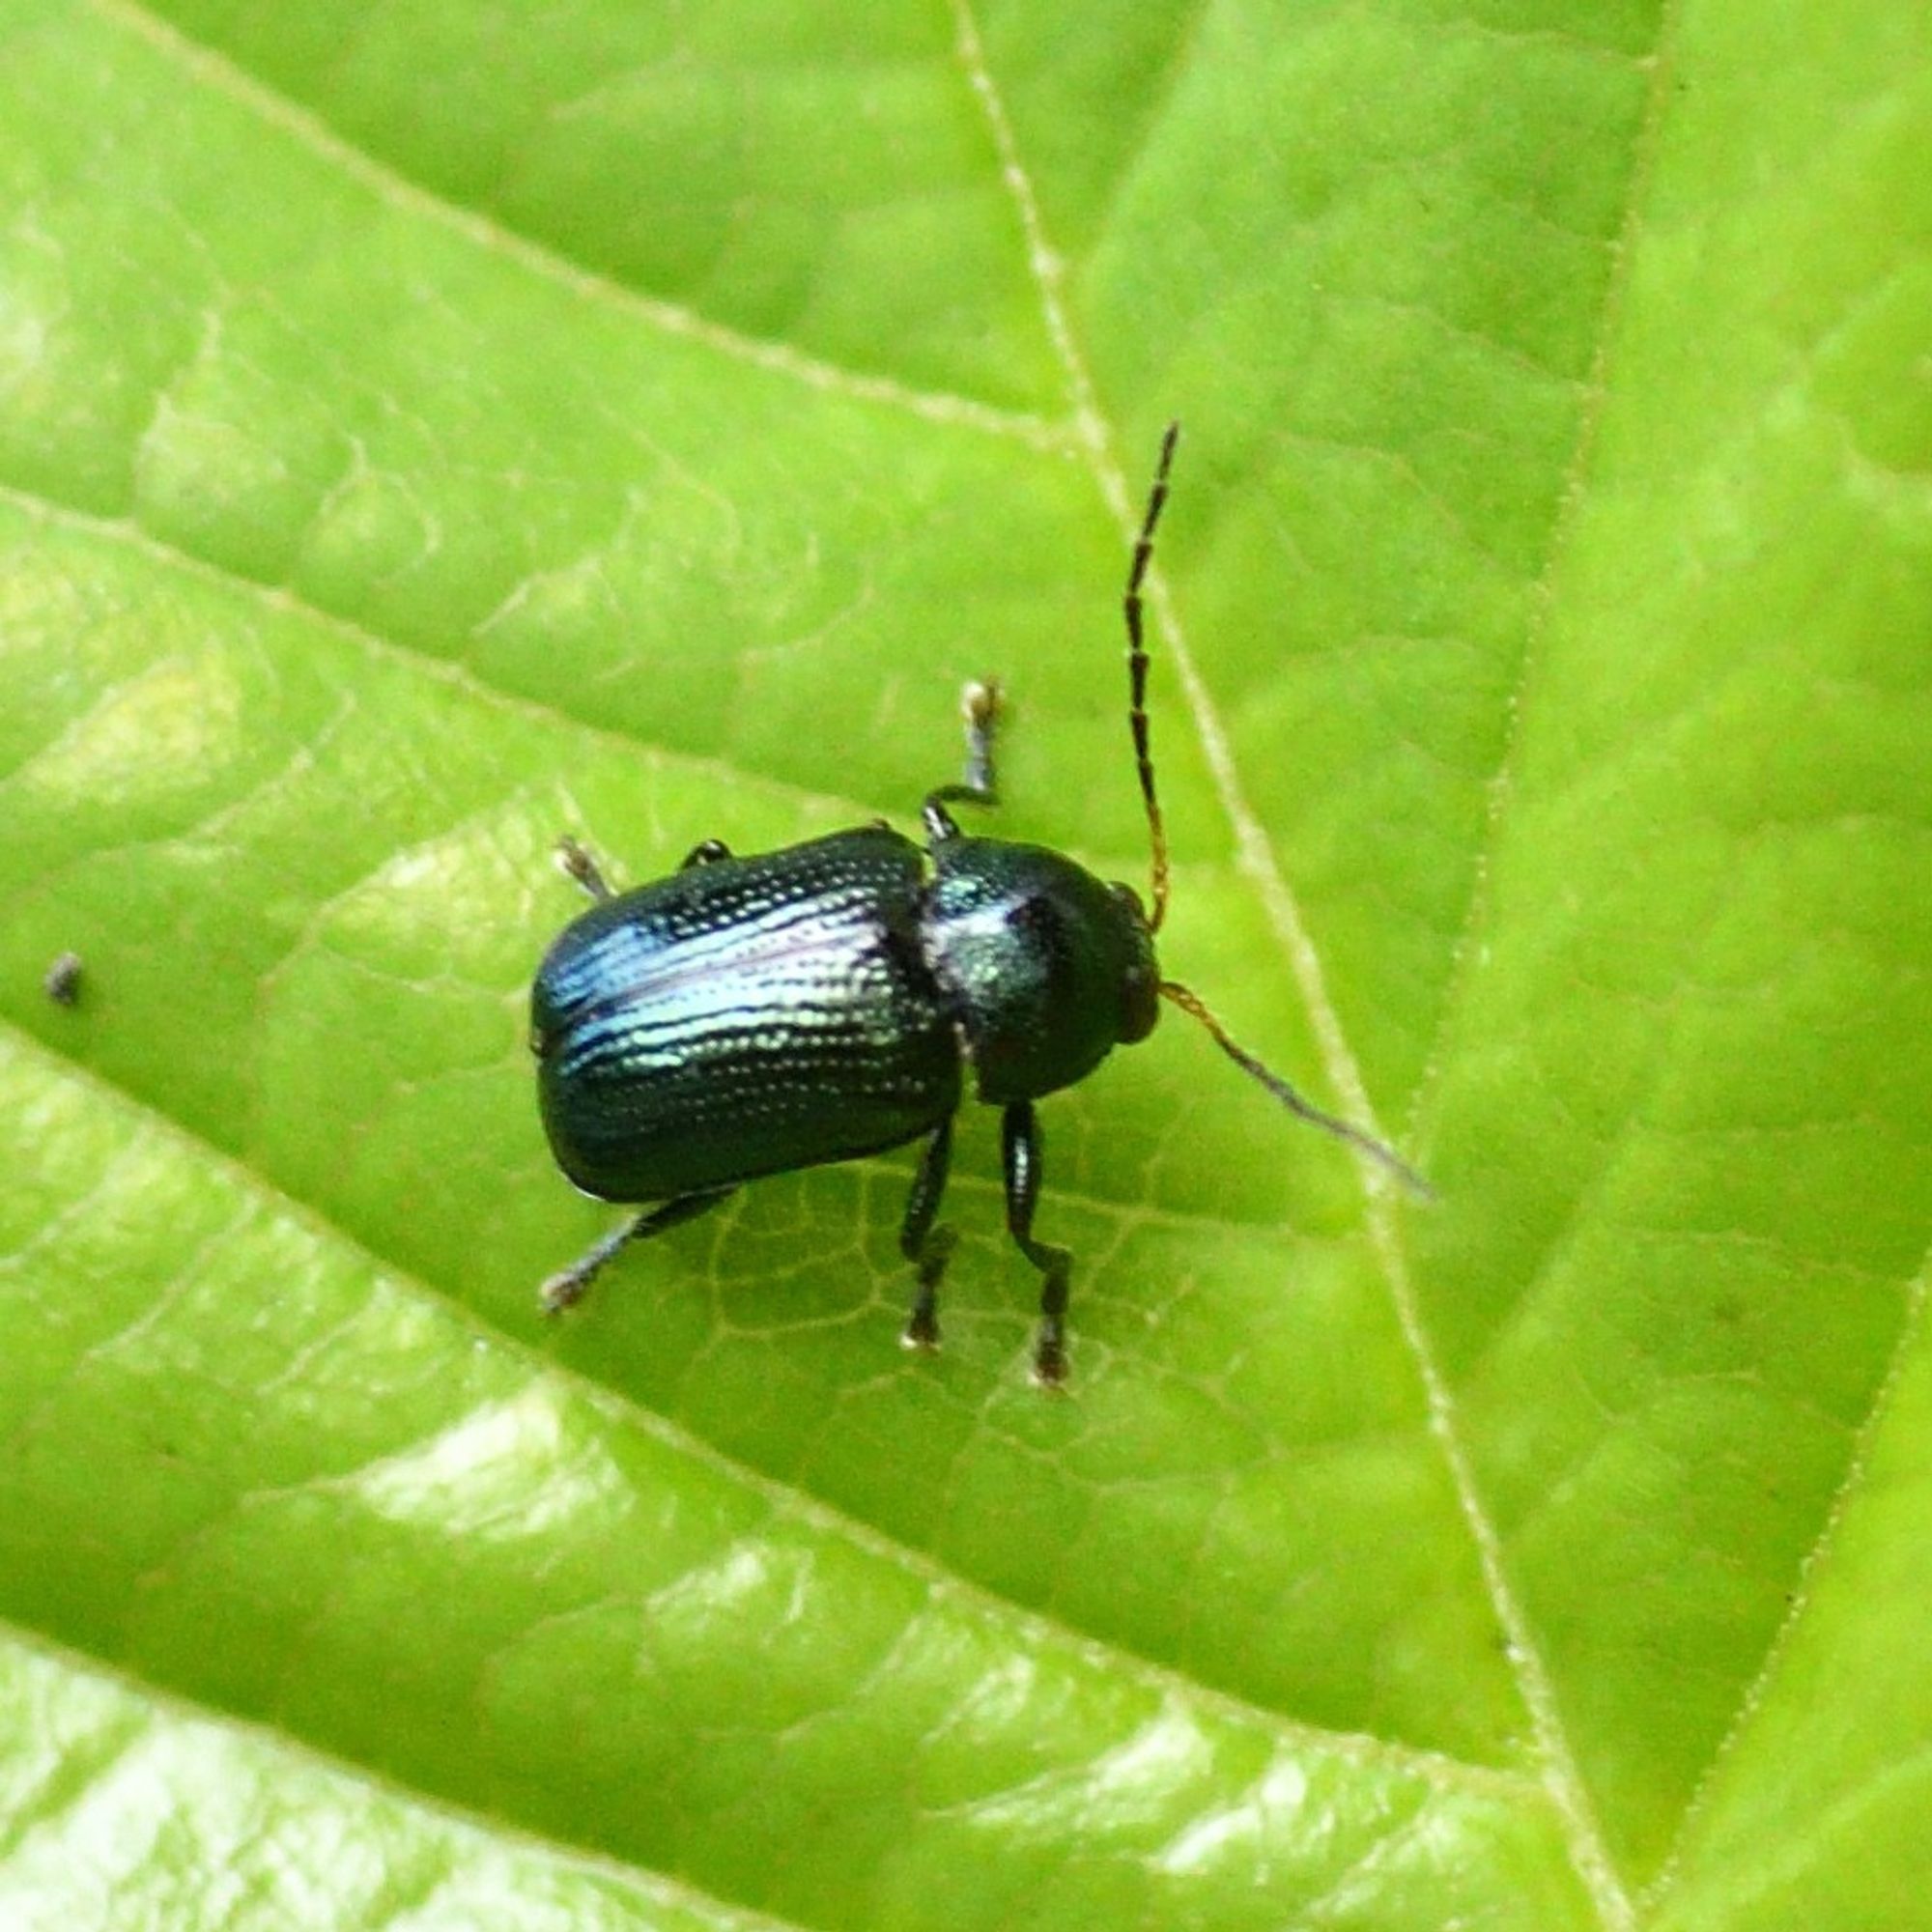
[0,0,1925,1925]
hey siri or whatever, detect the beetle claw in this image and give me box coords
[539,1270,587,1316]
[1030,1341,1069,1389]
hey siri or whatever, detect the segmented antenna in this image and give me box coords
[1125,422,1179,931]
[1159,981,1435,1199]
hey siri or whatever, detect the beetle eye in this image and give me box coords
[1108,880,1149,928]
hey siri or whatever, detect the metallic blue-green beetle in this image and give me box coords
[531,427,1426,1383]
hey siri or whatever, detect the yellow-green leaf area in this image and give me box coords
[0,0,1926,1926]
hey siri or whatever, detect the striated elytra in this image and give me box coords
[530,425,1428,1384]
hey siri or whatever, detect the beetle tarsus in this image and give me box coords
[540,1222,632,1313]
[901,1294,945,1352]
[1031,1327,1069,1389]
[903,1225,956,1350]
[960,678,1001,794]
[923,678,1003,841]
[1002,1101,1075,1386]
[556,836,612,902]
[541,1188,737,1315]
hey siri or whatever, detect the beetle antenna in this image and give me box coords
[1158,980,1435,1198]
[1125,422,1179,931]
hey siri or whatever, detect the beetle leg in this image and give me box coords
[898,1116,957,1351]
[923,679,1002,843]
[1001,1100,1074,1386]
[556,836,612,902]
[679,838,733,869]
[540,1186,737,1315]
[959,678,1000,794]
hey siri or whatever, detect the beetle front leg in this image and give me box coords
[1001,1100,1074,1386]
[540,1186,737,1314]
[898,1117,957,1351]
[923,679,1001,842]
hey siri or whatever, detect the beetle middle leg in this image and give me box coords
[898,1117,957,1351]
[923,679,1001,841]
[1001,1100,1074,1386]
[540,1186,737,1315]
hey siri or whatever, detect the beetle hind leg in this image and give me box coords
[898,1118,956,1351]
[1002,1101,1074,1386]
[556,835,613,902]
[541,1186,737,1315]
[680,838,732,869]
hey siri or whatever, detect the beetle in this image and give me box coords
[530,424,1428,1383]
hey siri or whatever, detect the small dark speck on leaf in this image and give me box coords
[43,952,84,1007]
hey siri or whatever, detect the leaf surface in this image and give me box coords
[0,0,1926,1925]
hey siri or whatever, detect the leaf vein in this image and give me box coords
[89,0,1070,451]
